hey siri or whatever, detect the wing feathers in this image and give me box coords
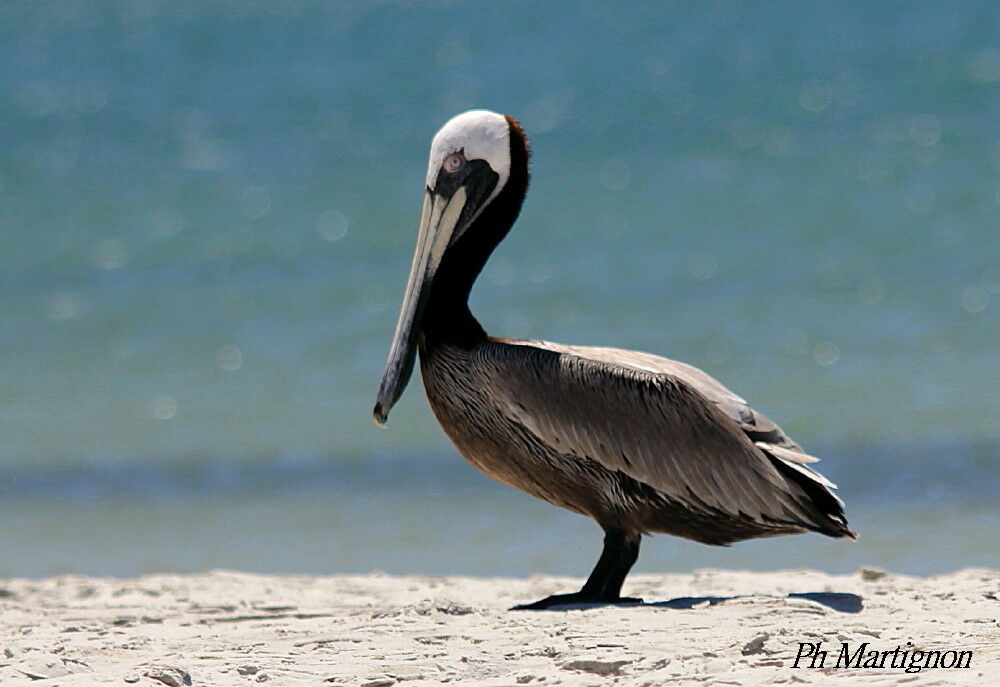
[754,441,820,464]
[485,339,850,536]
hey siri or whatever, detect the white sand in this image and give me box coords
[1,568,996,686]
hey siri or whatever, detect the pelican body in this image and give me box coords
[375,110,855,609]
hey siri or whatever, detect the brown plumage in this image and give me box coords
[423,339,853,543]
[375,110,855,609]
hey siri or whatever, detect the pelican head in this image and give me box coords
[374,110,526,425]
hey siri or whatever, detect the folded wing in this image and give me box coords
[484,339,853,538]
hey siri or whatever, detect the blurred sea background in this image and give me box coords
[1,1,997,579]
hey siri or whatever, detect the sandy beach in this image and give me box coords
[1,567,996,686]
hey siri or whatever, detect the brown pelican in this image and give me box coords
[374,110,855,609]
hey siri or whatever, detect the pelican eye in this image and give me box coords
[443,152,465,174]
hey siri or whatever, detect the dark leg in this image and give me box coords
[599,533,640,600]
[511,529,643,610]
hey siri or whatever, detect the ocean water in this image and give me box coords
[0,1,997,579]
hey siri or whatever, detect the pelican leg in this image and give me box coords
[511,529,643,610]
[601,531,641,600]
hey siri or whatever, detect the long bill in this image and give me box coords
[373,187,469,426]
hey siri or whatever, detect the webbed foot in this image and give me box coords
[511,593,644,610]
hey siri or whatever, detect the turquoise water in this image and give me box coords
[1,2,997,578]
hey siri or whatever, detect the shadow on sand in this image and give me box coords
[650,592,862,613]
[515,592,863,613]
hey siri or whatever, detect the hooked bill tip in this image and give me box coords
[372,403,388,428]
